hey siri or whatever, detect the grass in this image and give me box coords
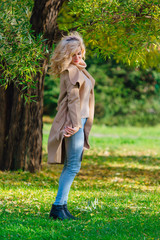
[0,123,160,240]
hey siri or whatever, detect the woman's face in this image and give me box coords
[71,46,82,65]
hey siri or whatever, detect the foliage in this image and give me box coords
[0,0,45,101]
[0,124,160,239]
[58,0,160,70]
[1,0,160,104]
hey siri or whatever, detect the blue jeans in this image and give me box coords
[54,118,87,205]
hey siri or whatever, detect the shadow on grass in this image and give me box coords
[78,155,160,184]
[0,154,159,191]
[42,154,160,186]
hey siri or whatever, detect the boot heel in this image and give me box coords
[63,204,77,220]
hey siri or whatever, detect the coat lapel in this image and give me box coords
[66,64,95,89]
[67,64,80,85]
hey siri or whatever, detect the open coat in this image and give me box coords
[47,63,95,164]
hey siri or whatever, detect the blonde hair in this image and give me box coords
[48,31,86,77]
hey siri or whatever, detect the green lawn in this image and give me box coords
[0,123,160,240]
[43,123,160,156]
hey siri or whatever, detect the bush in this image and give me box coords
[44,56,160,126]
[86,57,160,126]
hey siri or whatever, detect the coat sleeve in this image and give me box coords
[63,70,82,129]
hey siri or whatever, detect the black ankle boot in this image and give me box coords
[49,204,69,220]
[63,204,77,220]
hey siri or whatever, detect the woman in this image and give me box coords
[47,31,95,220]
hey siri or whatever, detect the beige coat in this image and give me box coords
[47,63,95,164]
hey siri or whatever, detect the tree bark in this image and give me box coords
[0,0,66,172]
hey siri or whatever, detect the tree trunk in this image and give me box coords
[0,0,66,172]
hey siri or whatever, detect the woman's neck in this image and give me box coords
[71,59,87,70]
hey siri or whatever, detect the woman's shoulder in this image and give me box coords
[60,64,80,86]
[60,64,78,76]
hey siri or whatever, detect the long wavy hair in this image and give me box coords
[48,31,86,77]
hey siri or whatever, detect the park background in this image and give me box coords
[0,0,160,239]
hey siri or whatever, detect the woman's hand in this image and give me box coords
[64,126,79,137]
